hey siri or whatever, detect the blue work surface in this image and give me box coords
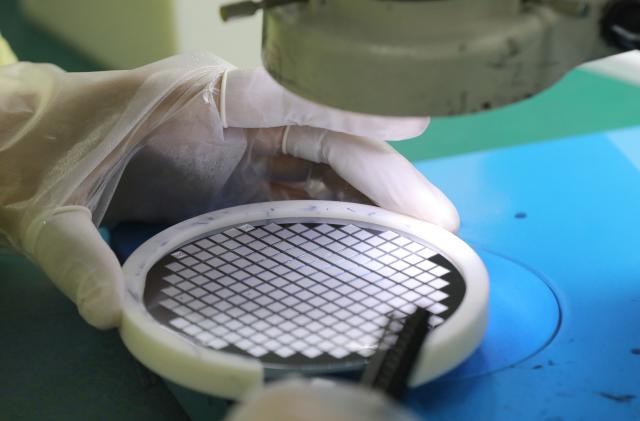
[109,126,640,421]
[408,126,640,420]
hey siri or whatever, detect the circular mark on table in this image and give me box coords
[435,248,560,380]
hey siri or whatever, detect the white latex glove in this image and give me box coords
[225,379,419,421]
[0,53,458,329]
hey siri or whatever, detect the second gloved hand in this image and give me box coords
[0,53,458,330]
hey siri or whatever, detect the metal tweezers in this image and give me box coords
[360,307,433,401]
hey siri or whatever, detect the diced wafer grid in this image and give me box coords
[146,219,465,366]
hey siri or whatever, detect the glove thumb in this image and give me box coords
[24,206,123,329]
[284,127,460,233]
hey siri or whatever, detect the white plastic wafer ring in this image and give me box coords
[120,201,489,400]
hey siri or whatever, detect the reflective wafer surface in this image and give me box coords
[144,218,465,372]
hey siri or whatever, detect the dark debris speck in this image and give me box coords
[515,212,527,219]
[533,364,544,370]
[598,392,636,403]
[631,348,640,355]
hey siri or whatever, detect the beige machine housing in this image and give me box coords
[261,0,622,116]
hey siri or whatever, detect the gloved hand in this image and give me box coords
[225,378,418,421]
[0,52,458,329]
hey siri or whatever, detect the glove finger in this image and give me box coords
[25,206,123,329]
[283,126,460,232]
[269,155,379,204]
[226,379,418,421]
[302,163,373,204]
[269,154,313,183]
[221,68,429,141]
[268,182,311,201]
